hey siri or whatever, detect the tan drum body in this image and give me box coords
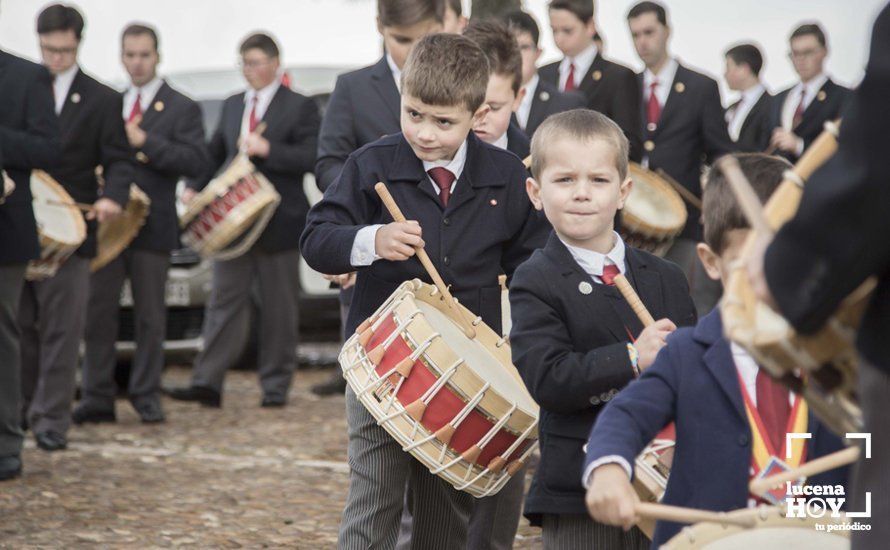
[339,279,539,498]
[26,171,86,280]
[621,163,687,256]
[91,184,151,272]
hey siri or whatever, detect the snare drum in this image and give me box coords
[634,428,676,538]
[339,279,539,498]
[180,154,280,260]
[621,163,688,256]
[26,170,86,280]
[91,184,151,272]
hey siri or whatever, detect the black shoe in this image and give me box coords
[35,431,67,452]
[164,385,221,408]
[72,404,117,425]
[134,401,166,424]
[0,455,22,481]
[310,373,347,397]
[261,396,287,408]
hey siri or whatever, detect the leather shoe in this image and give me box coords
[35,431,67,452]
[164,385,221,408]
[310,373,347,397]
[72,404,116,425]
[0,455,22,481]
[134,401,166,424]
[261,396,287,408]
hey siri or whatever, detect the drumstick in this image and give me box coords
[613,274,655,328]
[238,122,269,155]
[655,168,703,212]
[636,502,757,528]
[374,182,477,339]
[716,156,773,237]
[749,446,859,497]
[44,199,95,213]
[522,155,531,170]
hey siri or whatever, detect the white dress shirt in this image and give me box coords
[780,73,829,130]
[642,57,680,110]
[560,232,626,284]
[350,140,469,267]
[726,83,766,141]
[516,74,539,130]
[559,43,598,92]
[52,64,79,115]
[122,76,164,120]
[491,131,509,151]
[240,79,280,138]
[386,52,402,92]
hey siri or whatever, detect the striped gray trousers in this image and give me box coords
[339,387,474,550]
[542,514,649,550]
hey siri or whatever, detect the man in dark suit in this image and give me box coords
[751,7,890,547]
[539,0,643,160]
[0,46,60,480]
[168,33,319,408]
[503,10,585,138]
[76,24,207,425]
[767,23,850,162]
[19,4,133,453]
[724,43,772,152]
[626,1,735,316]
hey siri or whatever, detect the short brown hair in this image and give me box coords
[401,33,489,113]
[790,22,827,49]
[239,32,279,58]
[378,0,445,27]
[37,3,84,41]
[530,109,629,181]
[462,20,522,94]
[122,23,159,51]
[627,1,668,26]
[702,153,790,255]
[549,0,594,24]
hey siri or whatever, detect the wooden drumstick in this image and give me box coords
[636,502,757,528]
[749,446,859,497]
[45,199,95,213]
[522,155,531,170]
[716,155,773,238]
[374,182,477,339]
[238,122,268,155]
[613,274,655,328]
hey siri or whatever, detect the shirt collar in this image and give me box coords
[128,75,163,103]
[560,231,626,278]
[644,57,679,88]
[54,63,79,89]
[560,42,598,77]
[741,82,765,105]
[491,131,509,151]
[386,52,402,91]
[422,139,468,181]
[798,72,828,100]
[521,74,539,104]
[245,79,280,105]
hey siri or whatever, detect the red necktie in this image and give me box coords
[128,92,143,122]
[601,264,620,286]
[564,62,576,92]
[248,96,259,133]
[647,81,661,127]
[428,167,455,208]
[792,89,806,129]
[755,368,791,452]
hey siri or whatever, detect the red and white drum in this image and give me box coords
[339,279,539,498]
[633,426,676,538]
[180,154,279,260]
[27,170,86,280]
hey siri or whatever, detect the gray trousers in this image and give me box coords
[191,247,299,398]
[19,256,90,435]
[664,238,722,317]
[541,514,648,550]
[82,249,169,409]
[851,359,890,550]
[339,387,474,550]
[0,263,27,457]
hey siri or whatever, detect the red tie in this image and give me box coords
[647,81,661,127]
[564,62,576,92]
[428,167,455,208]
[601,264,620,286]
[755,368,792,452]
[128,92,143,122]
[792,89,806,129]
[248,96,259,133]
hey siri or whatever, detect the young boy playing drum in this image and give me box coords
[300,33,548,549]
[583,153,849,548]
[509,109,697,549]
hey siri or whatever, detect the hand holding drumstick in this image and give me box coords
[613,274,676,371]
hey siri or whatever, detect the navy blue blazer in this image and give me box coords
[506,122,530,159]
[509,233,696,521]
[515,77,585,139]
[585,310,849,548]
[765,78,850,163]
[301,132,549,336]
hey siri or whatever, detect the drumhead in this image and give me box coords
[30,171,86,245]
[692,527,848,549]
[624,164,687,233]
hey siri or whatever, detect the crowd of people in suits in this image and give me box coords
[2,0,885,549]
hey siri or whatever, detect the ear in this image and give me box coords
[457,16,468,33]
[617,175,633,210]
[586,18,597,39]
[512,86,526,112]
[533,47,542,63]
[376,17,384,37]
[696,242,723,282]
[473,103,491,125]
[526,176,543,211]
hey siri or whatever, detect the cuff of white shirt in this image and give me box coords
[795,137,805,156]
[350,225,383,267]
[582,455,634,489]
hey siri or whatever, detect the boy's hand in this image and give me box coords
[636,318,677,370]
[375,221,424,261]
[323,272,356,290]
[586,463,640,530]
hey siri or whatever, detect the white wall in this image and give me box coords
[1,0,883,103]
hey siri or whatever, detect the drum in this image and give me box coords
[91,184,151,272]
[339,279,539,498]
[621,163,688,257]
[180,154,280,260]
[26,170,86,280]
[634,429,676,538]
[662,506,850,549]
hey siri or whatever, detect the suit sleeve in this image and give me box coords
[701,78,736,163]
[509,263,637,414]
[188,101,229,192]
[500,165,550,279]
[259,96,320,175]
[315,74,357,191]
[612,70,644,163]
[0,64,60,171]
[663,261,698,328]
[140,99,208,178]
[99,93,136,206]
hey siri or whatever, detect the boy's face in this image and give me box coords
[122,33,159,88]
[240,48,279,90]
[696,228,750,288]
[473,73,524,145]
[789,34,826,82]
[515,30,541,85]
[527,137,631,252]
[628,12,670,69]
[401,93,487,162]
[723,56,748,91]
[378,18,443,70]
[549,8,595,58]
[442,5,467,34]
[39,29,79,75]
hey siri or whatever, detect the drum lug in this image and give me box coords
[487,456,507,474]
[404,399,427,422]
[505,458,526,476]
[434,424,456,445]
[461,445,483,465]
[367,344,387,366]
[394,356,415,378]
[358,327,374,349]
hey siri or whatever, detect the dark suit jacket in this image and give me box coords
[726,90,773,153]
[506,122,530,159]
[765,4,890,373]
[541,55,643,161]
[48,68,134,258]
[301,132,549,336]
[0,50,60,264]
[519,77,586,138]
[129,81,208,252]
[508,233,696,521]
[189,84,320,253]
[585,310,849,548]
[638,63,735,239]
[315,57,401,191]
[766,78,851,162]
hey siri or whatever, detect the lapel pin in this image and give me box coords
[539,91,550,102]
[674,82,685,93]
[817,90,827,102]
[578,281,593,295]
[592,70,602,81]
[490,199,498,206]
[154,100,165,112]
[71,93,81,104]
[647,122,657,132]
